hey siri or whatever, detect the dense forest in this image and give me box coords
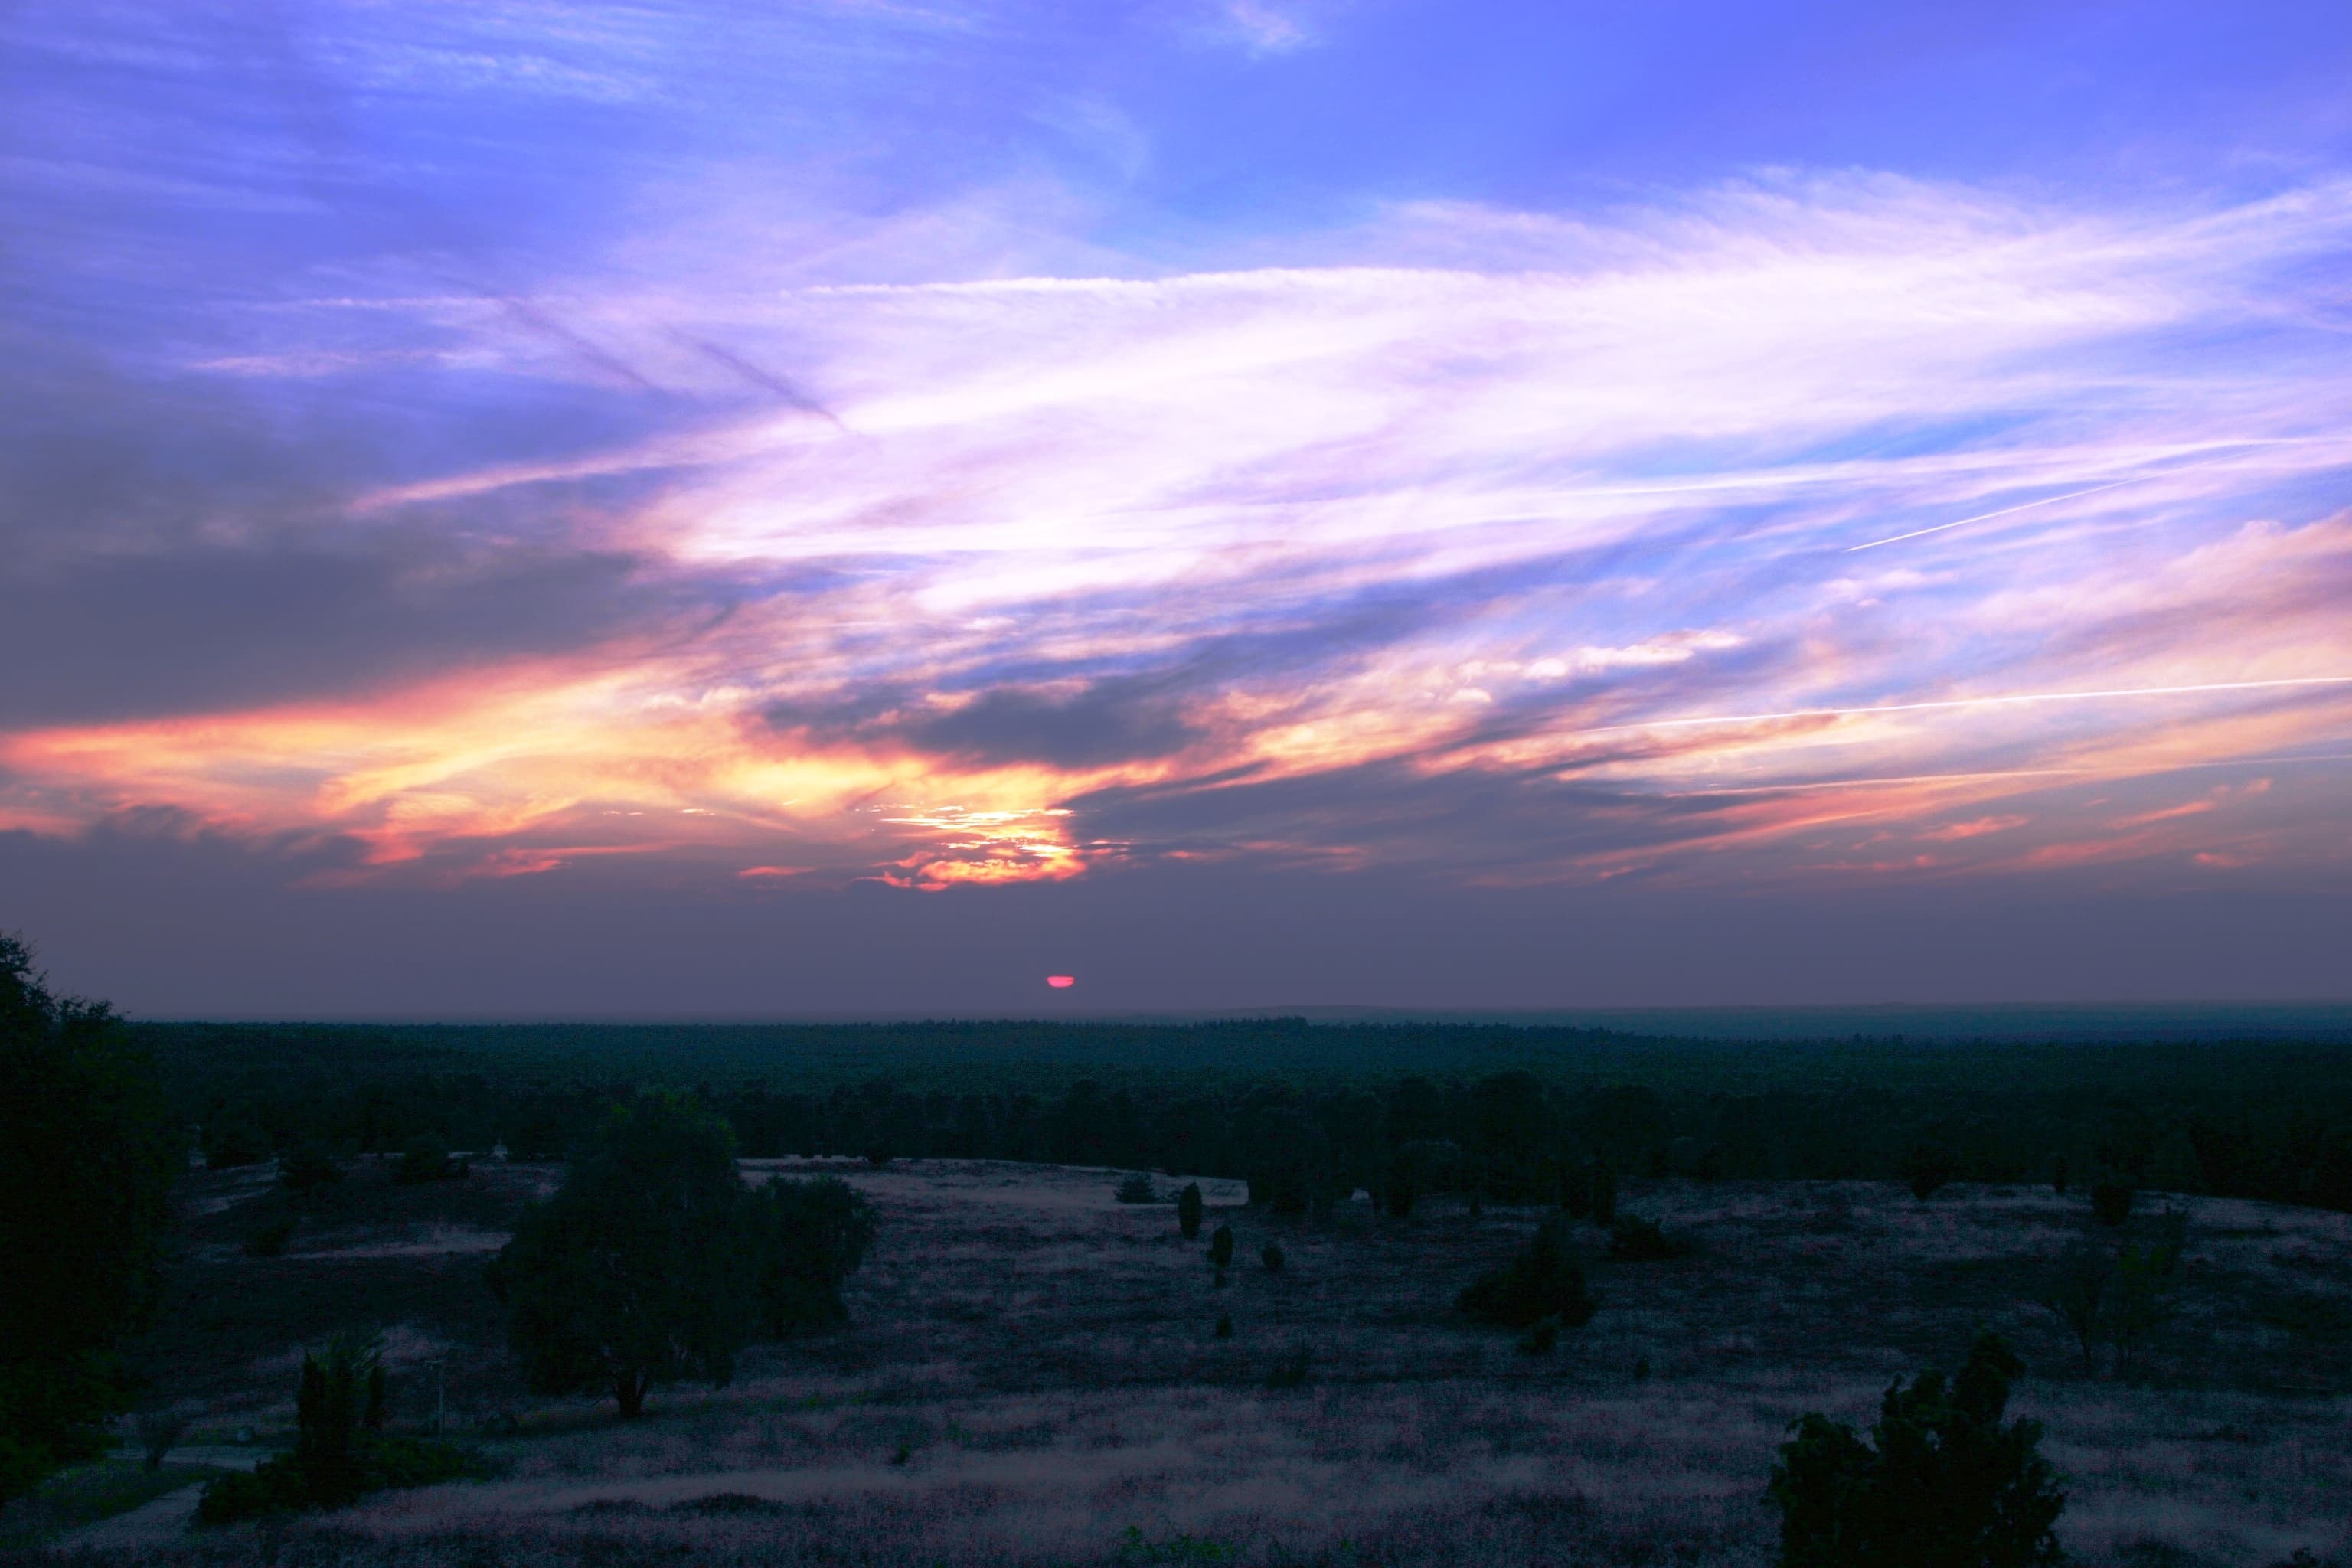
[141,1020,2352,1215]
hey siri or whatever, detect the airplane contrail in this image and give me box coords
[1845,476,2149,551]
[1843,444,2280,552]
[1577,675,2352,737]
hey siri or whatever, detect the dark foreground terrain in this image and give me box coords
[8,1152,2350,1566]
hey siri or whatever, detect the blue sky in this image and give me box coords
[3,1,2350,1014]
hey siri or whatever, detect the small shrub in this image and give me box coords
[1632,1354,1651,1381]
[1589,1162,1618,1227]
[1518,1315,1560,1355]
[2040,1242,2112,1374]
[1607,1214,1691,1262]
[1560,1160,1594,1218]
[2091,1179,2135,1227]
[1264,1346,1311,1390]
[136,1409,189,1470]
[2153,1206,2189,1274]
[676,1492,787,1517]
[203,1109,271,1171]
[198,1337,490,1524]
[279,1142,343,1194]
[1116,1172,1158,1204]
[1459,1216,1596,1329]
[1214,1314,1233,1339]
[1767,1334,2063,1568]
[393,1135,462,1184]
[1903,1142,1956,1201]
[2050,1153,2069,1195]
[243,1216,295,1258]
[1259,1241,1285,1272]
[2108,1242,2175,1376]
[1208,1223,1233,1271]
[1177,1181,1204,1239]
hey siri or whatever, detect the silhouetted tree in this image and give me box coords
[0,935,177,1504]
[2090,1179,2135,1227]
[495,1094,756,1417]
[1459,1216,1596,1330]
[743,1175,875,1338]
[1768,1334,2063,1568]
[1260,1241,1285,1272]
[1209,1222,1234,1271]
[1903,1142,1957,1200]
[1177,1181,1204,1239]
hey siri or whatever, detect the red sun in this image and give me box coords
[1046,975,1076,988]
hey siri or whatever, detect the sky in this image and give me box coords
[2,0,2350,1016]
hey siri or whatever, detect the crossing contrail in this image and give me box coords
[1575,675,2352,737]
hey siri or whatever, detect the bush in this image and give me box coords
[394,1136,462,1184]
[279,1142,343,1194]
[1518,1315,1561,1355]
[1116,1172,1158,1204]
[1214,1314,1233,1340]
[198,1335,490,1524]
[1259,1242,1285,1272]
[2091,1179,2135,1227]
[243,1216,295,1258]
[743,1175,875,1339]
[203,1108,271,1171]
[2050,1154,2069,1195]
[136,1409,188,1470]
[1767,1334,2063,1568]
[1264,1347,1311,1390]
[1177,1181,1204,1239]
[2108,1242,2175,1377]
[1589,1162,1618,1227]
[1208,1223,1234,1271]
[1607,1214,1691,1262]
[1459,1216,1596,1330]
[1903,1142,1956,1201]
[198,1436,488,1525]
[2040,1243,2112,1374]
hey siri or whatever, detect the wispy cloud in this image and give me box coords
[5,110,2352,894]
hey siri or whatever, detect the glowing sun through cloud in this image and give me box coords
[1047,975,1077,989]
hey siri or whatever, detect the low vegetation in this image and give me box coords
[1769,1334,2063,1568]
[196,1338,488,1524]
[1459,1214,1596,1329]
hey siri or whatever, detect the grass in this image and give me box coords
[0,1459,229,1549]
[30,1158,2352,1566]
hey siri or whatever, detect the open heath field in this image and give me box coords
[17,1158,2352,1567]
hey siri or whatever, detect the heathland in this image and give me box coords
[6,1017,2351,1565]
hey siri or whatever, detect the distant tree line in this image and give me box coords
[141,1022,2352,1216]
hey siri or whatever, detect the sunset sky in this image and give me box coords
[4,1,2349,1014]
